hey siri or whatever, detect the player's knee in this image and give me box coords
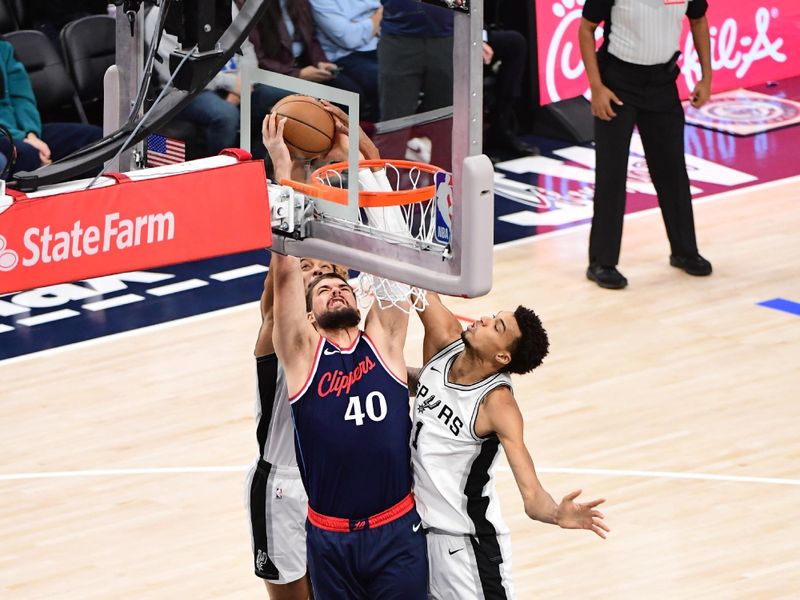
[265,574,310,600]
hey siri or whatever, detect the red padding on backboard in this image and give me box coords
[0,159,271,294]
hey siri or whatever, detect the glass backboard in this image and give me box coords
[240,0,493,297]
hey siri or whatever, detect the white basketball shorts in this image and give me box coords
[426,530,516,600]
[245,459,308,584]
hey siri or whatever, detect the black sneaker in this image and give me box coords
[669,254,712,276]
[586,264,628,289]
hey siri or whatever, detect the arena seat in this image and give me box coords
[3,29,88,123]
[60,14,116,126]
[0,0,18,34]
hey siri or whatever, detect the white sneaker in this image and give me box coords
[405,136,432,164]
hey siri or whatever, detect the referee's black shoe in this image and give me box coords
[488,128,539,157]
[669,254,713,276]
[586,264,628,289]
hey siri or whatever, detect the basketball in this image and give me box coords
[271,95,336,159]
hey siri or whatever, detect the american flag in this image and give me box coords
[145,134,186,167]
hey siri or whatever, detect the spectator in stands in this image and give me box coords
[308,0,383,121]
[144,4,257,158]
[0,40,101,178]
[379,1,536,157]
[483,28,539,157]
[378,0,453,121]
[482,1,538,157]
[23,0,110,46]
[236,0,356,156]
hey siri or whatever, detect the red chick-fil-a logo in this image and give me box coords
[543,0,592,104]
[681,7,786,90]
[541,1,790,104]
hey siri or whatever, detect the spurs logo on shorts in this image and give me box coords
[256,549,269,572]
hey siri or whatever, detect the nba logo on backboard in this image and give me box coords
[434,171,453,245]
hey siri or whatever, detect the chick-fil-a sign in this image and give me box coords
[536,0,799,105]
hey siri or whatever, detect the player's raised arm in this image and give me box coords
[263,113,293,181]
[481,386,610,539]
[320,100,380,163]
[271,253,320,391]
[364,300,410,379]
[254,259,276,357]
[264,112,320,379]
[416,291,465,362]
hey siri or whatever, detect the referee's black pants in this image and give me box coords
[589,54,699,267]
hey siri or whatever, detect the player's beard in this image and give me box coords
[316,306,361,330]
[460,329,472,348]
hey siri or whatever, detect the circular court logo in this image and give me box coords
[693,96,800,127]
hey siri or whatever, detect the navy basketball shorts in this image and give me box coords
[306,508,428,599]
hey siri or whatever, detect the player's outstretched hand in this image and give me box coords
[320,100,380,162]
[321,113,351,164]
[555,489,609,539]
[262,113,292,181]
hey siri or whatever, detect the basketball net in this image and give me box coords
[354,167,428,314]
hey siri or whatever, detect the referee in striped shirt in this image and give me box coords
[579,0,713,289]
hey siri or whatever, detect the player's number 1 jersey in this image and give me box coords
[410,339,512,536]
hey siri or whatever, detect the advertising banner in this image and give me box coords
[536,0,800,105]
[0,157,271,294]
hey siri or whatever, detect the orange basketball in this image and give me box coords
[271,95,336,159]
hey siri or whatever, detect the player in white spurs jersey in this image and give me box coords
[410,293,610,599]
[246,257,346,599]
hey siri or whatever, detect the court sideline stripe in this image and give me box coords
[1,465,798,486]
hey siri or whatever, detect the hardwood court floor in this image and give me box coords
[1,178,799,599]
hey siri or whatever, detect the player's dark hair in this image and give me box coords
[305,272,352,311]
[501,306,549,374]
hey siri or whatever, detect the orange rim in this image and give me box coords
[279,159,443,207]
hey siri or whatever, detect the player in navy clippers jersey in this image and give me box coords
[272,255,428,599]
[267,114,427,599]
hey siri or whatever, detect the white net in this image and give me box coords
[308,160,442,313]
[310,160,448,251]
[354,273,429,314]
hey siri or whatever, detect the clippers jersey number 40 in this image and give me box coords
[344,392,388,426]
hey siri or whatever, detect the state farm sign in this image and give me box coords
[536,0,799,105]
